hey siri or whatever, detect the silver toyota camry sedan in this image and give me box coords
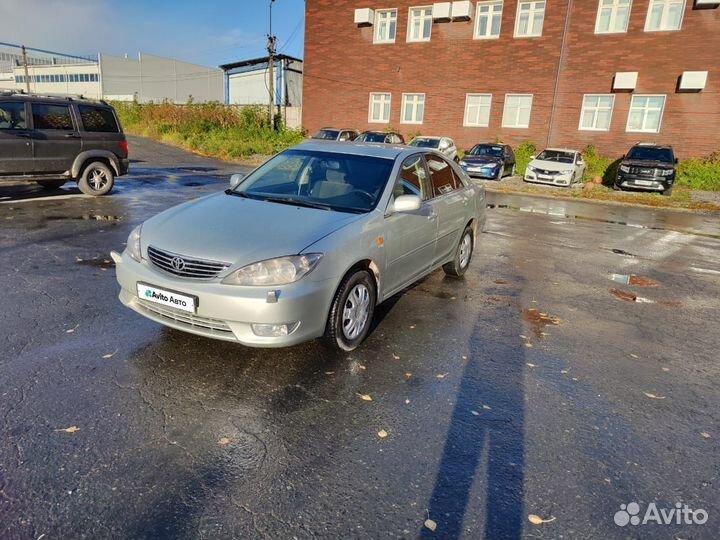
[111,141,487,351]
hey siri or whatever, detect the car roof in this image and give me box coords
[542,147,579,153]
[361,130,397,135]
[0,91,111,107]
[631,143,673,150]
[472,142,506,146]
[412,135,444,140]
[318,127,356,132]
[297,140,438,160]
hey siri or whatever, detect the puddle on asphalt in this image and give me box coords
[76,257,115,269]
[610,274,661,287]
[521,308,561,339]
[47,214,123,222]
[609,248,638,257]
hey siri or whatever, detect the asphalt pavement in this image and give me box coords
[1,136,718,540]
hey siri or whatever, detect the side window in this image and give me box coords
[79,105,119,133]
[426,154,462,196]
[395,154,427,200]
[31,104,74,130]
[0,102,26,129]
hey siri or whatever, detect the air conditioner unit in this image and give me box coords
[695,0,719,6]
[433,2,452,20]
[679,71,708,90]
[613,72,638,90]
[354,8,374,25]
[451,0,473,20]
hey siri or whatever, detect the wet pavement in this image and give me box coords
[1,137,719,539]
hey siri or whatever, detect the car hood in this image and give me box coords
[463,156,502,165]
[141,192,362,266]
[622,159,674,168]
[529,159,575,172]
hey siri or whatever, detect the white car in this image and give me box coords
[408,136,458,162]
[524,148,586,187]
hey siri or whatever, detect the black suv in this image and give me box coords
[0,91,128,196]
[615,143,677,196]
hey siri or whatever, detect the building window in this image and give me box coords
[502,94,532,128]
[579,95,615,131]
[626,95,666,133]
[595,0,632,33]
[514,1,545,37]
[401,93,425,124]
[369,93,392,123]
[407,6,433,42]
[475,1,503,39]
[645,0,685,31]
[374,9,398,43]
[464,94,492,127]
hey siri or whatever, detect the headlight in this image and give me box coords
[459,160,467,167]
[126,225,142,262]
[526,165,536,173]
[659,169,674,176]
[222,254,323,286]
[619,165,631,173]
[560,169,574,175]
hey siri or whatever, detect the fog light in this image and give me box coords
[251,322,300,337]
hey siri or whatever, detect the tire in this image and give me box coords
[36,180,67,190]
[662,186,673,196]
[324,269,376,352]
[443,226,474,278]
[496,167,503,180]
[77,161,114,196]
[511,164,516,177]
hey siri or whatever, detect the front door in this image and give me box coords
[0,101,33,175]
[384,154,437,294]
[29,102,82,173]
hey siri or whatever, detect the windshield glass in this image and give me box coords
[409,138,440,149]
[536,150,575,164]
[467,144,504,157]
[357,132,387,143]
[311,129,339,140]
[233,149,394,213]
[627,146,674,163]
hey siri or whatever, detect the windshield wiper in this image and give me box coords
[261,196,333,211]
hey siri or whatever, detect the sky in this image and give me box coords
[0,0,305,67]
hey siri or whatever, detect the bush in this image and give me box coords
[514,141,536,175]
[677,154,720,191]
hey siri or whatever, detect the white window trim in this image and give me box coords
[374,8,398,44]
[625,94,667,133]
[644,0,686,32]
[368,92,392,124]
[502,94,533,128]
[406,6,433,43]
[594,0,633,34]
[463,93,493,127]
[513,1,545,38]
[473,1,503,40]
[578,94,616,131]
[401,93,426,125]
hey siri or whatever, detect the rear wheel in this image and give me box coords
[324,269,376,352]
[443,226,474,278]
[78,161,114,196]
[36,180,67,190]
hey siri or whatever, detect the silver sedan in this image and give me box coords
[111,142,486,351]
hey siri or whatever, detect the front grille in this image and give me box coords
[137,299,234,336]
[536,169,559,176]
[147,246,229,279]
[629,167,657,176]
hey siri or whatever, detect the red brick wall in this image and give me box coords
[303,0,720,158]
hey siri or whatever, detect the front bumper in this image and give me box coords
[615,175,670,192]
[112,251,336,347]
[463,164,501,179]
[524,170,572,187]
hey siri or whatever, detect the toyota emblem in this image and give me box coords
[171,256,186,271]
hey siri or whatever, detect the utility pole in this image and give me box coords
[21,45,30,93]
[267,0,277,128]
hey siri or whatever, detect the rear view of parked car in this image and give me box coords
[355,131,405,144]
[408,136,458,161]
[614,143,677,195]
[460,143,515,180]
[310,128,359,142]
[0,91,129,196]
[524,148,585,187]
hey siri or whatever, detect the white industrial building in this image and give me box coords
[220,55,303,107]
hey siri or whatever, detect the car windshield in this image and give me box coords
[467,145,504,157]
[231,149,394,213]
[627,146,674,163]
[409,138,440,149]
[357,132,387,143]
[536,150,575,164]
[311,129,340,140]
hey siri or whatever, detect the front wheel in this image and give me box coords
[324,269,376,351]
[78,161,114,196]
[662,186,673,196]
[36,179,67,190]
[443,226,474,278]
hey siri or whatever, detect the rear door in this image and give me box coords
[29,102,82,173]
[0,101,33,175]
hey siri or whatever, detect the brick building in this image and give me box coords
[303,0,720,157]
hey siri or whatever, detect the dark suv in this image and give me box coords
[615,143,677,196]
[0,91,129,196]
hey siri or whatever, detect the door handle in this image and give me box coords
[16,132,31,138]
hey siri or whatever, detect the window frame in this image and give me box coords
[514,1,546,38]
[625,94,667,133]
[463,93,493,127]
[374,8,398,44]
[644,0,686,32]
[501,94,533,128]
[368,92,392,124]
[578,94,616,132]
[401,93,426,125]
[594,0,633,34]
[406,6,433,43]
[474,0,504,39]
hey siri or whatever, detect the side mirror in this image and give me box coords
[674,158,679,164]
[391,194,422,213]
[229,173,245,190]
[439,142,449,151]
